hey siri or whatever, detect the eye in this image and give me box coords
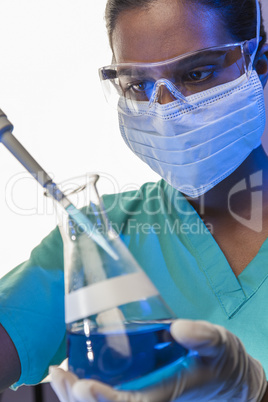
[123,80,155,101]
[129,81,152,93]
[188,70,212,80]
[133,82,145,91]
[186,69,214,82]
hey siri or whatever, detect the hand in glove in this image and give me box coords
[50,319,267,402]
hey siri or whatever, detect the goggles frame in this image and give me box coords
[99,39,257,111]
[99,39,257,80]
[99,0,261,113]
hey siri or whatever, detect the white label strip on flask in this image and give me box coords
[65,271,159,324]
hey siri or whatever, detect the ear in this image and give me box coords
[254,43,268,88]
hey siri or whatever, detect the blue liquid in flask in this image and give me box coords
[68,322,188,388]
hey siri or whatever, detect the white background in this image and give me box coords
[0,0,268,277]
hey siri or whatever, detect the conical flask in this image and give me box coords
[57,174,189,390]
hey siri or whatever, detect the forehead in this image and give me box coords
[112,0,234,63]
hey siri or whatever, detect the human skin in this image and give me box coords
[111,1,268,398]
[0,0,268,395]
[0,324,20,391]
[112,0,268,278]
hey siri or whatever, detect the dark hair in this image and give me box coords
[105,0,267,53]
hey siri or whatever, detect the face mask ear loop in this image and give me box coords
[250,0,261,64]
[148,78,188,108]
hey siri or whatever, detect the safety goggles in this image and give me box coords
[99,39,258,115]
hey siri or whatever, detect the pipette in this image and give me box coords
[0,109,118,260]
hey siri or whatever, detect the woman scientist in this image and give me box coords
[0,0,268,400]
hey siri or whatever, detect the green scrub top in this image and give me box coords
[0,180,267,388]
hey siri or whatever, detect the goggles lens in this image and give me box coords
[99,40,255,114]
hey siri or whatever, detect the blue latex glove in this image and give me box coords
[50,319,267,401]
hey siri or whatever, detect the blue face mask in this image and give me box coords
[119,70,265,197]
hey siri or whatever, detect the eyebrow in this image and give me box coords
[117,67,152,79]
[102,49,233,80]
